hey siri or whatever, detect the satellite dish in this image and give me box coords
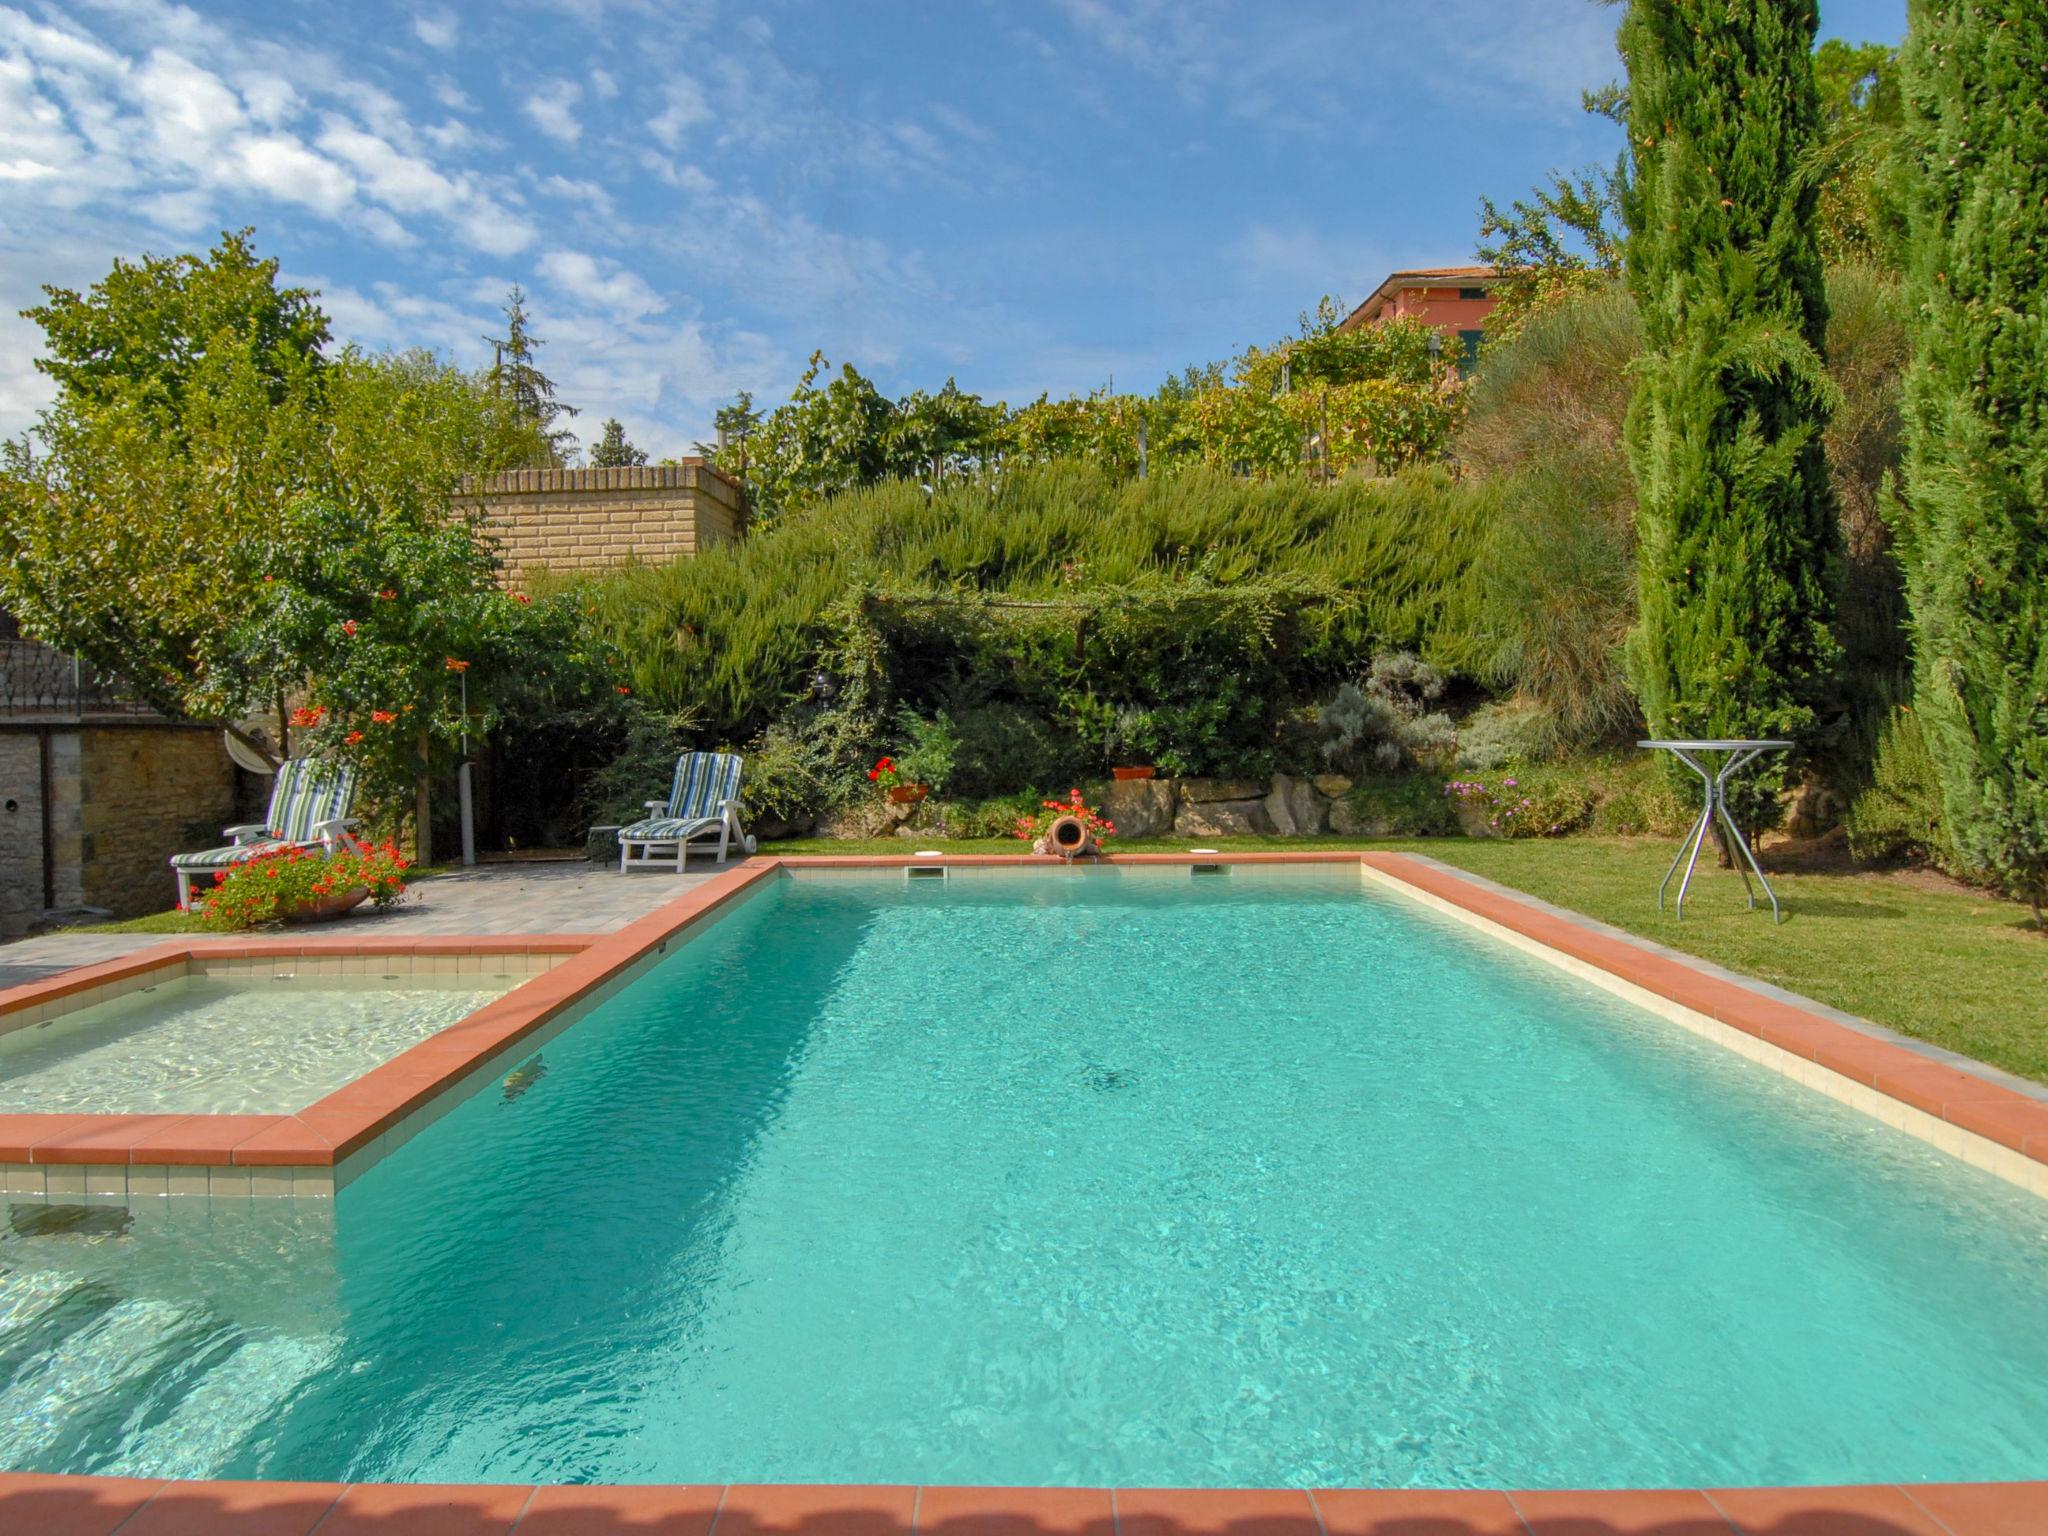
[224,730,279,775]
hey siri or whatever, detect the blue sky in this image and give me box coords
[0,0,1905,459]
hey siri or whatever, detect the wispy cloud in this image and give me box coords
[522,78,582,145]
[412,9,458,51]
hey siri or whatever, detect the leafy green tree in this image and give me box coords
[1891,0,2048,924]
[0,236,561,763]
[590,417,648,468]
[22,227,329,414]
[484,285,578,465]
[1619,0,1841,822]
[1813,38,1906,265]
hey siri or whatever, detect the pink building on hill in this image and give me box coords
[1339,264,1504,374]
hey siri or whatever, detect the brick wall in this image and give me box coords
[464,461,746,577]
[77,726,235,918]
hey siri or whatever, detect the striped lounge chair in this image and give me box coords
[617,751,756,872]
[169,757,361,907]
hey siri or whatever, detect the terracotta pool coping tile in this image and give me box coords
[1508,1487,1726,1534]
[0,1112,64,1161]
[1941,1096,2048,1154]
[1870,1061,2007,1119]
[1114,1487,1321,1536]
[1707,1483,1952,1535]
[514,1483,723,1536]
[311,1482,536,1536]
[116,1478,348,1536]
[915,1484,1116,1536]
[716,1482,918,1536]
[1898,1481,2048,1536]
[0,944,185,1013]
[1312,1487,1527,1536]
[0,1472,169,1535]
[229,1116,345,1166]
[125,1114,282,1166]
[28,1113,201,1165]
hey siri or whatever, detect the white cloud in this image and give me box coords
[589,67,617,101]
[523,78,582,144]
[412,10,459,50]
[539,173,615,215]
[132,49,244,155]
[316,122,458,211]
[538,248,666,320]
[227,132,356,214]
[429,73,473,112]
[647,79,708,150]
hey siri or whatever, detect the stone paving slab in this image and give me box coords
[0,861,718,991]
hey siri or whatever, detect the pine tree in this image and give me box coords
[484,285,577,465]
[1893,0,2048,924]
[590,417,646,468]
[1619,0,1841,821]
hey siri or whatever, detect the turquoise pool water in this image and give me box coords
[3,867,2045,1488]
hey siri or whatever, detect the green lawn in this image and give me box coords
[765,833,2048,1083]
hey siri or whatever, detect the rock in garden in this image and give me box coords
[1264,774,1327,836]
[1100,777,1177,839]
[1174,798,1274,837]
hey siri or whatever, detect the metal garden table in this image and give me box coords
[1639,739,1792,923]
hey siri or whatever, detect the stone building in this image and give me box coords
[0,618,236,936]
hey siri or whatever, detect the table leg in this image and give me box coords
[1659,749,1715,919]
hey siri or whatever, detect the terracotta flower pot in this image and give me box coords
[886,784,930,805]
[1111,766,1157,781]
[281,887,371,924]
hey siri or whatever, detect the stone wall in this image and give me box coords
[464,461,746,577]
[0,733,47,938]
[1097,773,1366,839]
[76,726,235,919]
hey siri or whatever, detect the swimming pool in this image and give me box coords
[2,866,2044,1490]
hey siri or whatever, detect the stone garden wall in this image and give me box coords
[1097,773,1371,839]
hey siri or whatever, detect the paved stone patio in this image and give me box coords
[0,860,718,991]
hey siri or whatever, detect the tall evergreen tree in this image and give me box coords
[484,285,577,465]
[589,417,646,468]
[1619,0,1841,820]
[1893,0,2048,925]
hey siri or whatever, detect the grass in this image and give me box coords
[761,832,2048,1083]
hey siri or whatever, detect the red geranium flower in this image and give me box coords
[342,619,359,637]
[616,685,632,695]
[344,730,364,745]
[370,710,397,724]
[512,592,532,606]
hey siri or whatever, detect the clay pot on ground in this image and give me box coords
[886,784,930,805]
[281,887,370,924]
[1111,765,1157,781]
[1034,814,1098,859]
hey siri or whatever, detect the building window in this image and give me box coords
[1458,330,1484,376]
[1458,287,1487,301]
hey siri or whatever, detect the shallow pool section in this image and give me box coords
[3,867,2046,1490]
[0,973,511,1115]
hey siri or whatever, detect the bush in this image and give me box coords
[1847,707,1953,867]
[737,722,837,834]
[885,708,961,795]
[579,709,702,826]
[1342,774,1459,836]
[585,462,1488,747]
[1455,698,1558,771]
[1316,652,1456,777]
[936,790,1048,839]
[947,702,1084,798]
[1444,772,1593,839]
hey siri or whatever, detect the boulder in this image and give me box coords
[1327,796,1366,836]
[1175,798,1274,838]
[1099,777,1177,839]
[1264,774,1327,836]
[1312,773,1354,800]
[1178,777,1269,804]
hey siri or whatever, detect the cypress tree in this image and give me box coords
[1893,0,2048,924]
[1620,0,1841,820]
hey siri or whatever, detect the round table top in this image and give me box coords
[1638,739,1793,751]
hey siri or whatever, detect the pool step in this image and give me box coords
[0,1263,334,1476]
